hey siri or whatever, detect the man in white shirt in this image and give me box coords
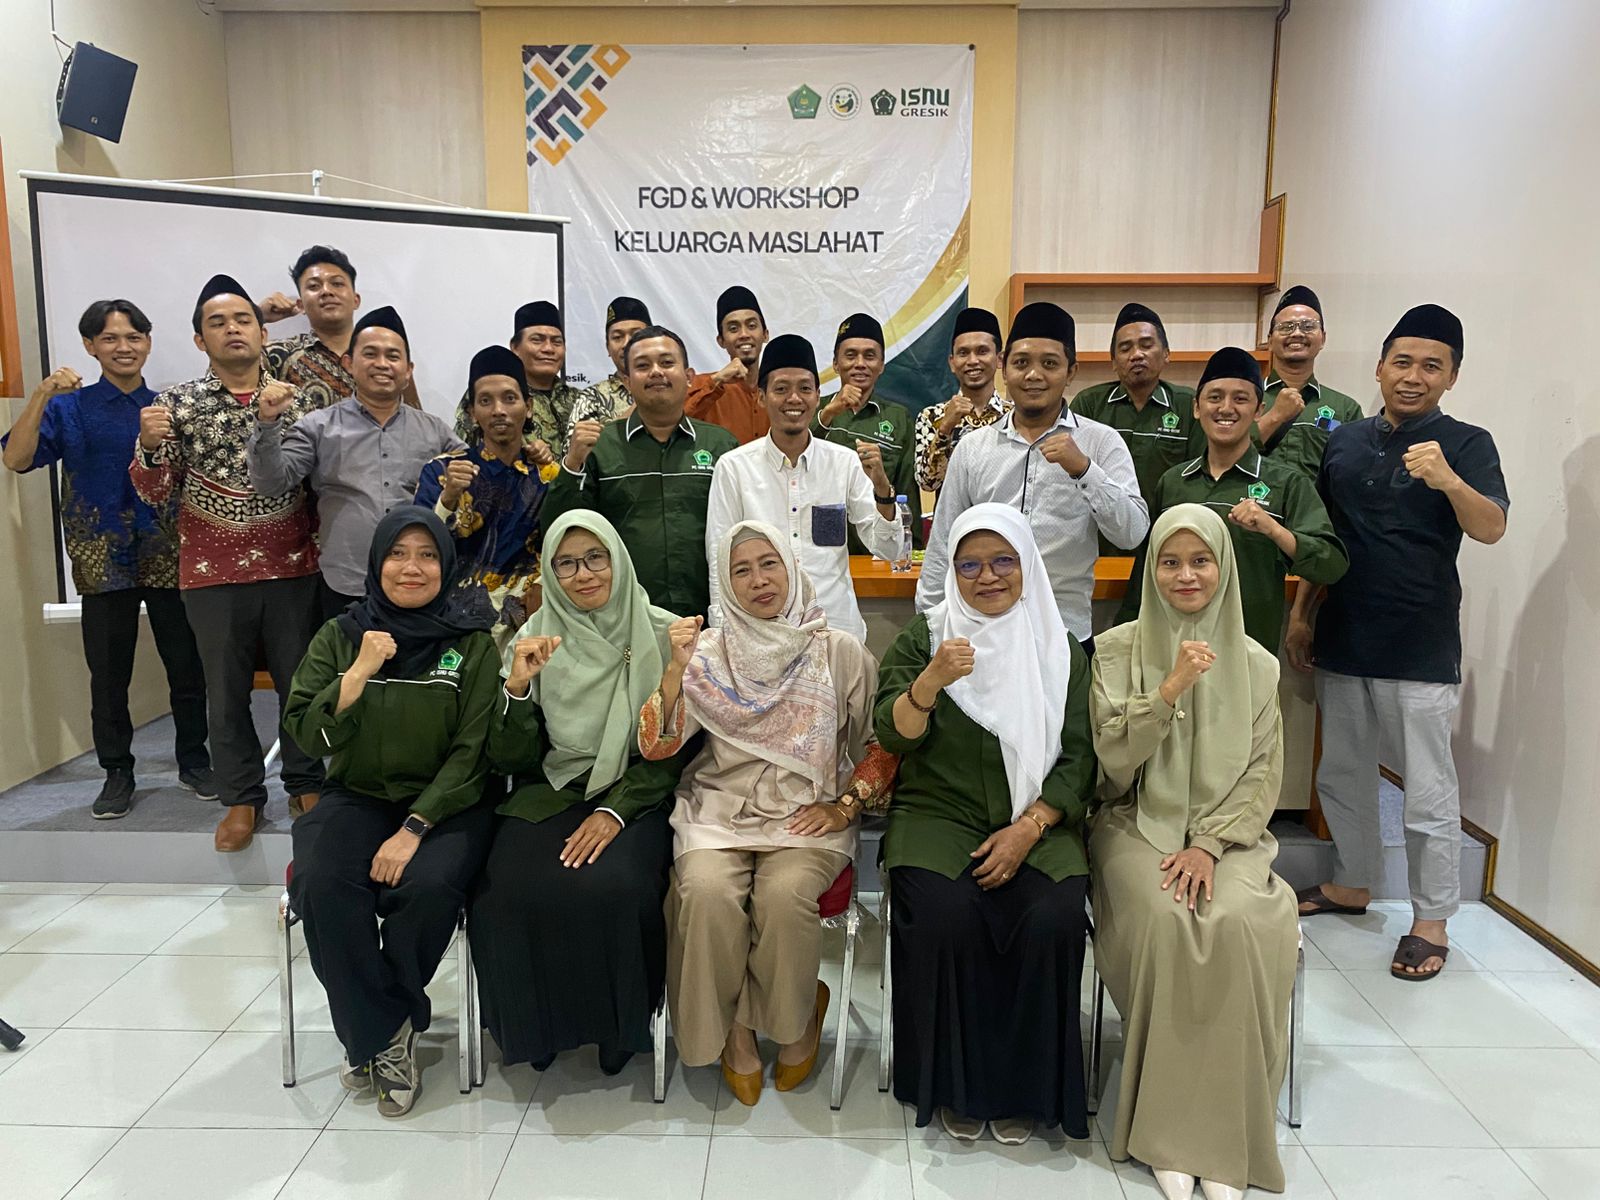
[916,302,1149,645]
[706,334,901,641]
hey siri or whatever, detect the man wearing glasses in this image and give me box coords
[1254,286,1366,480]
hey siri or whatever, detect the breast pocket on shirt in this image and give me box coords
[812,503,848,547]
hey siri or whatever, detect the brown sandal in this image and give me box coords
[1295,885,1368,917]
[1390,934,1449,981]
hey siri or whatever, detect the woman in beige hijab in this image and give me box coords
[1089,503,1298,1200]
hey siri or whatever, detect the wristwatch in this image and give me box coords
[401,814,432,838]
[874,491,895,506]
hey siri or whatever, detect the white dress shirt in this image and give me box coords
[706,433,902,641]
[915,407,1149,641]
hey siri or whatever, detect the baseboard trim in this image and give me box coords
[1382,763,1598,985]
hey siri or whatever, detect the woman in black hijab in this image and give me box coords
[284,508,500,1118]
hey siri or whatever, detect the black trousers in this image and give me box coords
[182,575,323,808]
[318,577,361,624]
[80,587,208,774]
[290,784,495,1065]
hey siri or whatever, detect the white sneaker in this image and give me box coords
[338,1055,371,1093]
[372,1020,419,1117]
[990,1116,1033,1145]
[938,1107,986,1141]
[1199,1180,1244,1200]
[1154,1169,1197,1200]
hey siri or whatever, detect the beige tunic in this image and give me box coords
[1088,624,1299,1194]
[646,630,875,860]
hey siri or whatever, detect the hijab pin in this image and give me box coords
[623,646,632,663]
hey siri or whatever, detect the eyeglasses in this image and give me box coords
[1272,319,1323,336]
[954,555,1019,580]
[550,549,612,579]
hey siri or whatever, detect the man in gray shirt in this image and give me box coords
[916,302,1148,645]
[247,306,461,618]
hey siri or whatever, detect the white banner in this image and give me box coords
[525,43,973,404]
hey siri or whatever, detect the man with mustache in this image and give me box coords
[685,285,771,445]
[913,307,1011,493]
[247,307,462,621]
[544,325,738,618]
[453,301,596,459]
[1253,286,1365,480]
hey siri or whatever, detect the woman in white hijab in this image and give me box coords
[642,520,893,1106]
[1090,504,1298,1200]
[875,502,1095,1147]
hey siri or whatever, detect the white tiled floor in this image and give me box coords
[0,886,1596,1199]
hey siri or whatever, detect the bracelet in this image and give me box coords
[829,803,854,826]
[1020,811,1049,839]
[903,682,936,714]
[874,491,895,506]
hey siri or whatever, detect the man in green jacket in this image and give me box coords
[1253,285,1366,480]
[1117,346,1348,650]
[543,325,738,617]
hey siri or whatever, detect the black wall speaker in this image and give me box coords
[56,42,139,144]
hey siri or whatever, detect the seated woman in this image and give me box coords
[641,522,893,1105]
[875,502,1094,1147]
[468,511,695,1076]
[1089,503,1298,1200]
[284,508,500,1118]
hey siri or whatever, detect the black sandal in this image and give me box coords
[1390,934,1449,981]
[1295,885,1369,917]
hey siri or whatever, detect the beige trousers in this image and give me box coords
[666,846,848,1067]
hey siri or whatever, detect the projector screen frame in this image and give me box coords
[21,171,568,607]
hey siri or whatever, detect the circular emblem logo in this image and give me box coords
[828,85,861,120]
[1161,411,1180,431]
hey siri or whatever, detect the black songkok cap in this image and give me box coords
[349,305,409,354]
[1385,304,1464,357]
[757,334,819,389]
[950,307,1001,349]
[834,312,885,350]
[513,300,562,337]
[715,286,763,327]
[468,345,530,399]
[605,296,651,330]
[1003,302,1075,358]
[1113,302,1164,337]
[1197,347,1264,397]
[1273,285,1323,319]
[196,273,252,307]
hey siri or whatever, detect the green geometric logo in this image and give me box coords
[1316,405,1335,420]
[693,448,714,468]
[788,84,821,120]
[878,419,894,437]
[1161,411,1180,431]
[1247,481,1271,502]
[437,649,463,672]
[871,88,896,116]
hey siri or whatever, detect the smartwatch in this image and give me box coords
[401,814,432,838]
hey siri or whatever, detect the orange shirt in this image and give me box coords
[685,372,770,445]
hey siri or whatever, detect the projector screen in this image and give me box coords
[24,173,566,603]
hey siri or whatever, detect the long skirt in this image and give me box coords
[890,862,1090,1135]
[468,803,673,1067]
[1090,801,1298,1193]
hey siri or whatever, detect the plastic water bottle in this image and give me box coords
[892,495,914,572]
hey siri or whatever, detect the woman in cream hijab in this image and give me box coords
[643,520,892,1105]
[1090,504,1298,1200]
[469,511,698,1079]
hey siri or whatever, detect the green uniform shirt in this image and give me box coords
[813,395,923,552]
[284,622,500,826]
[874,614,1093,882]
[1117,448,1349,649]
[488,686,696,825]
[1070,380,1203,554]
[542,412,738,618]
[1254,373,1365,481]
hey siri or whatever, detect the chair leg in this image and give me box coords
[1289,937,1305,1129]
[652,999,668,1103]
[831,904,859,1111]
[878,888,892,1093]
[279,895,297,1089]
[1087,972,1105,1117]
[457,911,472,1094]
[470,945,485,1089]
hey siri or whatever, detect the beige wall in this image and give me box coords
[1272,0,1600,963]
[224,11,486,209]
[478,4,1018,319]
[0,2,234,791]
[1013,6,1277,274]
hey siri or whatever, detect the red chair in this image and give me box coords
[652,862,865,1110]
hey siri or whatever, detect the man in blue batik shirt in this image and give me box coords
[3,299,211,820]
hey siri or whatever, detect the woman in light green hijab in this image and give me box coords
[468,511,698,1078]
[1089,504,1298,1200]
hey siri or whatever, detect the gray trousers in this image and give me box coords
[1314,670,1461,920]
